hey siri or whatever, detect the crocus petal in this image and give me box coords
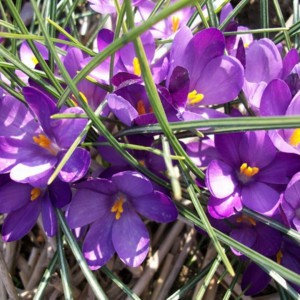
[206,160,238,199]
[10,155,57,187]
[107,94,138,126]
[83,214,115,269]
[285,90,300,116]
[2,200,40,242]
[132,191,178,223]
[0,95,38,137]
[49,178,72,208]
[58,148,91,182]
[112,171,153,197]
[63,47,84,78]
[182,28,225,82]
[0,182,31,213]
[239,131,276,168]
[282,48,299,79]
[260,79,291,116]
[207,193,242,219]
[241,263,271,296]
[168,66,189,109]
[22,86,57,139]
[41,194,57,236]
[112,204,149,267]
[269,129,299,155]
[75,178,117,194]
[194,55,244,105]
[51,107,88,148]
[66,188,111,228]
[284,172,300,208]
[245,38,282,83]
[242,182,280,216]
[230,227,256,255]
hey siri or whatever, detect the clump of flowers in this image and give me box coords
[1,1,300,298]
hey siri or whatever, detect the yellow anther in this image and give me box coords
[111,196,125,220]
[171,16,180,33]
[31,56,38,65]
[188,90,204,105]
[289,128,300,147]
[133,57,141,76]
[276,250,283,264]
[236,215,256,226]
[70,92,88,107]
[30,188,41,201]
[32,134,58,155]
[244,43,250,48]
[240,163,259,177]
[137,100,146,115]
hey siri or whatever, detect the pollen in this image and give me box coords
[32,134,58,155]
[240,163,259,177]
[171,16,180,33]
[30,188,41,201]
[188,90,204,105]
[289,128,300,147]
[276,250,283,264]
[133,57,141,76]
[236,215,256,226]
[111,196,125,220]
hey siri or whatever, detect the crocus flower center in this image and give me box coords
[239,163,259,177]
[133,57,141,76]
[30,188,41,201]
[111,194,126,220]
[236,215,256,226]
[188,90,204,105]
[276,249,283,264]
[32,134,59,155]
[289,128,300,147]
[171,16,180,33]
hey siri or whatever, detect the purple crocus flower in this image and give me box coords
[205,131,294,218]
[87,0,145,14]
[0,177,71,241]
[243,39,299,112]
[166,26,244,121]
[0,88,90,186]
[66,171,178,269]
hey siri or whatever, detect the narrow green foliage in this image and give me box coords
[260,0,269,38]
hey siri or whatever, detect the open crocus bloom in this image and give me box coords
[66,170,178,269]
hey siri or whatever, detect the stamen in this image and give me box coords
[236,215,256,226]
[276,250,283,264]
[111,196,125,220]
[32,134,58,155]
[70,92,88,107]
[289,128,300,147]
[240,163,259,177]
[133,57,141,76]
[171,16,180,33]
[31,188,41,201]
[188,90,204,105]
[137,100,146,115]
[31,56,38,65]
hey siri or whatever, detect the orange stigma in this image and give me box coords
[188,90,204,105]
[133,57,141,76]
[171,16,180,33]
[137,100,146,115]
[30,188,41,201]
[111,195,125,220]
[276,250,283,264]
[240,163,259,177]
[32,134,58,155]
